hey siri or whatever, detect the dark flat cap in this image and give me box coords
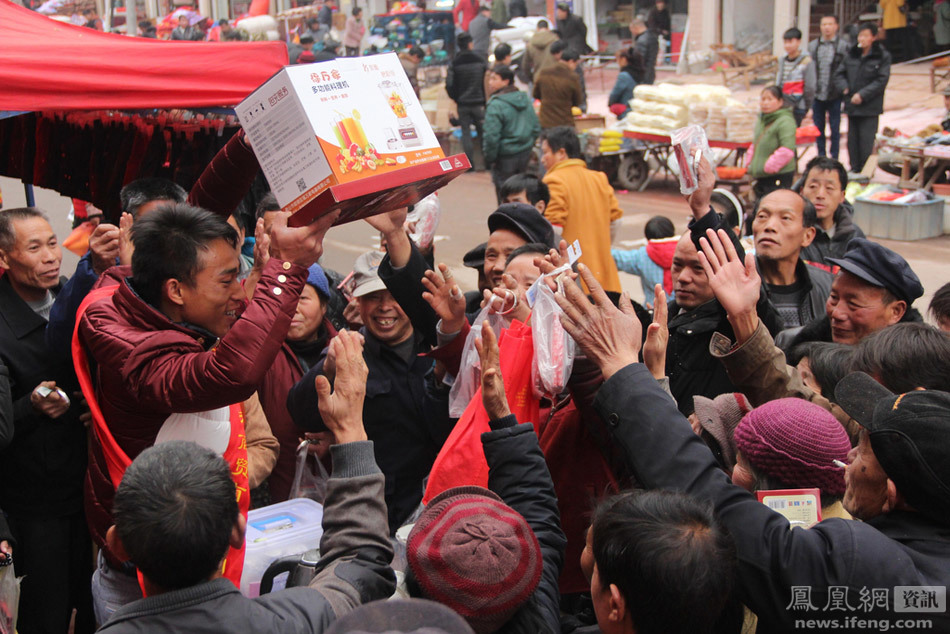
[827,238,923,304]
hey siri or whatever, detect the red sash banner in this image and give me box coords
[72,285,249,590]
[423,319,540,504]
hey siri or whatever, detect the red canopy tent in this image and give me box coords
[0,0,288,112]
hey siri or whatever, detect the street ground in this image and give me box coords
[2,59,947,317]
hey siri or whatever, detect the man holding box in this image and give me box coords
[77,203,338,622]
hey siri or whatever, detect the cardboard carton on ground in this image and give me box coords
[236,52,469,227]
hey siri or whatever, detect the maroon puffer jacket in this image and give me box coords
[78,258,307,565]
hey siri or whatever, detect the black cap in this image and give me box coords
[487,203,556,249]
[325,599,476,634]
[827,238,923,304]
[299,34,315,44]
[835,372,950,524]
[463,242,486,269]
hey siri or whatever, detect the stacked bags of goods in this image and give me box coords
[625,83,733,139]
[724,100,756,143]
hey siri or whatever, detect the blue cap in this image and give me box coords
[306,264,331,299]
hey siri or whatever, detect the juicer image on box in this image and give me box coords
[380,79,422,147]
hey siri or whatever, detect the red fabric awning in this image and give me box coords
[0,0,289,111]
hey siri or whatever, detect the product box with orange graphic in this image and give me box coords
[236,52,469,227]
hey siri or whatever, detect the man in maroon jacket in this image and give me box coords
[77,203,338,624]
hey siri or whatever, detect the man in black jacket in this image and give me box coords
[797,156,866,265]
[631,18,658,84]
[371,204,555,348]
[555,258,950,633]
[446,32,489,169]
[287,250,462,533]
[665,159,783,415]
[0,207,95,633]
[99,331,396,633]
[834,22,891,173]
[751,189,833,331]
[555,2,589,56]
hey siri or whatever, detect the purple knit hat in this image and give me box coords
[406,486,542,634]
[733,398,850,498]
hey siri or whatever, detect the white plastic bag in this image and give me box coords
[670,124,714,195]
[527,267,576,398]
[448,305,504,418]
[289,440,329,504]
[406,193,441,250]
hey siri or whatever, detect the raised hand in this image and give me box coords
[365,207,410,266]
[269,209,340,268]
[697,228,761,344]
[554,264,642,381]
[475,320,510,421]
[534,239,578,292]
[118,212,134,266]
[642,284,669,380]
[243,217,272,300]
[314,330,368,444]
[364,207,408,237]
[88,223,120,275]
[421,263,467,334]
[484,274,530,324]
[687,153,716,220]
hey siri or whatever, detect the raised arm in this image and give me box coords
[697,228,859,438]
[308,331,396,616]
[556,264,865,630]
[476,322,566,633]
[83,211,339,412]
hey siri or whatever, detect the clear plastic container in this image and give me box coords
[241,498,324,598]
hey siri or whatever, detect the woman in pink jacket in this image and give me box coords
[343,7,365,56]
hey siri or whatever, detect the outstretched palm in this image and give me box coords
[696,228,761,318]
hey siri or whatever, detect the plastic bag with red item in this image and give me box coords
[528,269,576,398]
[0,556,19,634]
[671,124,714,196]
[448,305,504,418]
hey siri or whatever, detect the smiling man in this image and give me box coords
[751,189,832,331]
[785,238,924,348]
[0,208,96,633]
[77,203,337,620]
[288,250,462,533]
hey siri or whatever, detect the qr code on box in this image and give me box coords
[439,160,451,171]
[296,178,307,192]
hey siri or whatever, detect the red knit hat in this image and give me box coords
[406,486,543,634]
[733,398,851,498]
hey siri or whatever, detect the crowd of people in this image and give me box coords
[2,3,950,634]
[2,108,949,632]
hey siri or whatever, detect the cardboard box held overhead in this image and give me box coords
[236,52,469,227]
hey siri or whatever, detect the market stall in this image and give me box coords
[371,8,454,60]
[0,0,287,112]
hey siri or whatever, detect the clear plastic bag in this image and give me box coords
[671,124,714,196]
[0,559,19,634]
[288,440,329,504]
[406,193,441,251]
[528,268,576,398]
[448,305,504,418]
